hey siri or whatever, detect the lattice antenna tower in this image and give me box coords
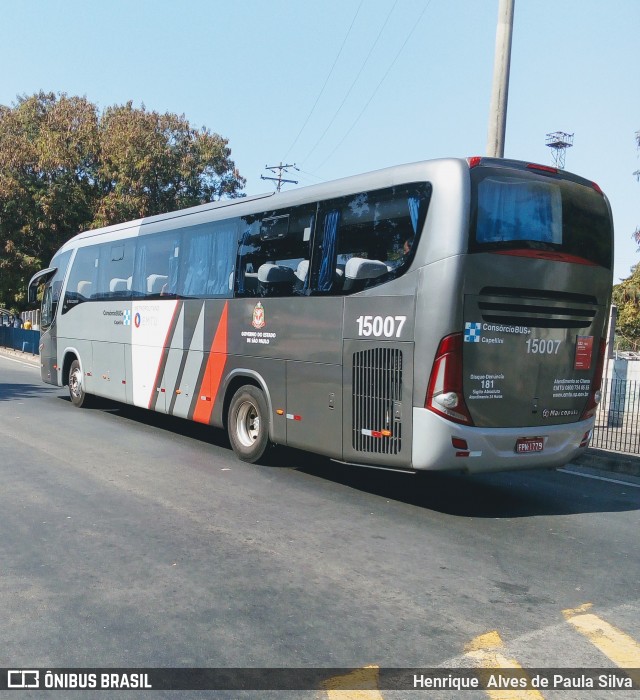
[545,131,574,170]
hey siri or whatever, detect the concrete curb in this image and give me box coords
[571,447,640,478]
[0,345,39,365]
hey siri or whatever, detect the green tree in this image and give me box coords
[0,92,245,309]
[94,102,245,227]
[613,263,640,350]
[0,92,100,308]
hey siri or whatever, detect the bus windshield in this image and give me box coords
[469,166,612,268]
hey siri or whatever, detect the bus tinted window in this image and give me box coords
[62,245,100,313]
[41,250,72,327]
[180,220,237,298]
[236,206,315,297]
[470,167,612,268]
[312,183,431,294]
[475,177,562,244]
[97,240,135,300]
[132,233,181,298]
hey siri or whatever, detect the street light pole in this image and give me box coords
[486,0,515,158]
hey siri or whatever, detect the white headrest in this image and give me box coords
[110,278,128,293]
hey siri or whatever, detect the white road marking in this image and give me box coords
[0,353,39,369]
[558,466,640,488]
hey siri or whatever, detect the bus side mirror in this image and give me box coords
[28,267,57,305]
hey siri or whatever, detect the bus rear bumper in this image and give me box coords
[411,407,593,474]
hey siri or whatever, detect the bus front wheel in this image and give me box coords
[228,385,270,463]
[68,359,92,408]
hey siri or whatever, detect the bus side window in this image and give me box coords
[235,206,315,298]
[311,184,430,295]
[41,249,72,327]
[96,241,134,300]
[235,220,261,297]
[132,233,181,299]
[179,220,237,298]
[62,245,100,313]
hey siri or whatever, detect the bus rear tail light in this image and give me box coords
[526,162,558,175]
[425,333,474,425]
[580,339,606,420]
[590,181,604,195]
[579,431,592,448]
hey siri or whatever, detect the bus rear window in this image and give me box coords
[469,167,612,268]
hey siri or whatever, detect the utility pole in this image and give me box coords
[486,0,515,158]
[261,162,299,192]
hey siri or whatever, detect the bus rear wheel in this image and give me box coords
[228,385,270,463]
[68,359,92,408]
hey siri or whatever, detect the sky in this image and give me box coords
[1,0,638,281]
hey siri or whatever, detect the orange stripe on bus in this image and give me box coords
[193,302,228,425]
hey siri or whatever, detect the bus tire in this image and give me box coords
[68,359,92,408]
[228,385,270,463]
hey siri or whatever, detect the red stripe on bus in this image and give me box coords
[193,302,229,425]
[492,249,597,266]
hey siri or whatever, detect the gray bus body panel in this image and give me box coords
[461,254,610,428]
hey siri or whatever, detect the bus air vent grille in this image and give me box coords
[478,287,597,329]
[352,347,402,454]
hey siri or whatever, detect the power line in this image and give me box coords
[296,168,325,184]
[283,0,364,161]
[311,0,433,173]
[300,0,400,166]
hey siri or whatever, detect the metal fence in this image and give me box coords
[592,378,640,454]
[0,327,40,354]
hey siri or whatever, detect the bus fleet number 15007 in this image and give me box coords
[356,315,407,338]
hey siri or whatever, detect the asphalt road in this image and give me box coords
[1,354,638,699]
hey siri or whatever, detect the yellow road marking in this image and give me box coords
[322,665,384,699]
[563,606,640,685]
[562,602,593,618]
[465,631,545,700]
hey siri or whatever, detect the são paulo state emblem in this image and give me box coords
[252,301,265,329]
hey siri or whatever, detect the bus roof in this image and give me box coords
[55,156,605,252]
[58,158,468,251]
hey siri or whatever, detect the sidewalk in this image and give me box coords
[0,344,39,365]
[571,448,640,480]
[0,345,638,480]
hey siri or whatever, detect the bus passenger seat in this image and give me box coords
[257,263,296,296]
[242,272,259,294]
[343,257,387,292]
[77,280,92,299]
[295,260,309,284]
[109,278,128,294]
[147,274,169,295]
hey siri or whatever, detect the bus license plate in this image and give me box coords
[515,438,544,453]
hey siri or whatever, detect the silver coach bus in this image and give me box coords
[29,157,613,473]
